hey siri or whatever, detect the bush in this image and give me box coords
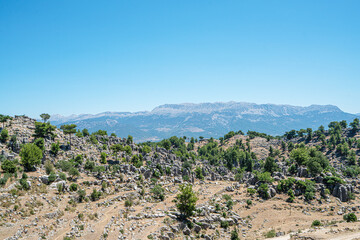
[246,199,252,206]
[258,183,269,199]
[195,167,204,180]
[59,172,67,181]
[220,220,229,229]
[18,177,30,190]
[77,189,86,202]
[57,183,64,193]
[230,229,240,240]
[257,172,273,183]
[20,143,43,171]
[312,220,321,227]
[151,184,165,201]
[69,167,80,179]
[84,161,95,171]
[70,183,78,191]
[74,155,83,167]
[277,178,295,193]
[48,172,56,183]
[287,189,295,203]
[1,159,17,173]
[100,152,107,164]
[226,200,234,210]
[34,138,45,151]
[50,142,60,156]
[125,199,133,207]
[265,229,276,238]
[343,213,357,222]
[247,188,256,196]
[44,160,54,175]
[56,160,74,172]
[0,128,9,143]
[264,157,278,174]
[90,189,101,201]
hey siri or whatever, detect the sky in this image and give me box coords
[1,0,360,118]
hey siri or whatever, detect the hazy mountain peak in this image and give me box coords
[48,101,357,142]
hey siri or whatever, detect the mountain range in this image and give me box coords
[49,102,359,142]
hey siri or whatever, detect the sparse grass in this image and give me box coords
[265,229,276,238]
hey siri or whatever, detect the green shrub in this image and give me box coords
[59,172,67,181]
[48,172,56,183]
[258,183,269,199]
[90,189,101,201]
[69,183,78,191]
[265,229,276,238]
[1,159,17,173]
[151,184,165,201]
[50,142,60,156]
[231,228,240,240]
[44,160,54,175]
[223,194,232,201]
[247,188,256,196]
[312,220,321,227]
[343,213,357,222]
[20,143,42,171]
[77,189,86,202]
[125,199,133,207]
[226,200,234,210]
[220,220,229,229]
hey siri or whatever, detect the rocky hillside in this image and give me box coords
[49,102,358,142]
[0,115,360,240]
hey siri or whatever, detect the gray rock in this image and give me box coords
[39,175,49,185]
[183,226,191,235]
[194,224,201,233]
[297,167,308,178]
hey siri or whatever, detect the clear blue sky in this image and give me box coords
[1,0,359,118]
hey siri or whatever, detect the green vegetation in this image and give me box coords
[61,124,77,146]
[20,143,43,171]
[343,213,357,222]
[175,184,198,219]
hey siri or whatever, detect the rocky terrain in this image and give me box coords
[49,102,358,142]
[0,115,360,240]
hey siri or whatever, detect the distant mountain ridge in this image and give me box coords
[50,102,358,142]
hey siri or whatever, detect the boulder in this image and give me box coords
[297,167,308,178]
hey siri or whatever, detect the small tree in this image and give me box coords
[50,142,60,156]
[40,113,50,123]
[100,152,107,164]
[350,118,360,134]
[264,156,278,174]
[151,184,165,201]
[61,124,77,146]
[69,167,80,179]
[44,160,54,174]
[82,128,90,137]
[231,228,240,240]
[1,159,17,173]
[34,122,56,139]
[126,135,133,144]
[77,189,86,202]
[90,189,101,201]
[175,184,198,219]
[0,115,11,128]
[20,143,43,171]
[0,128,9,143]
[34,138,45,151]
[110,144,123,160]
